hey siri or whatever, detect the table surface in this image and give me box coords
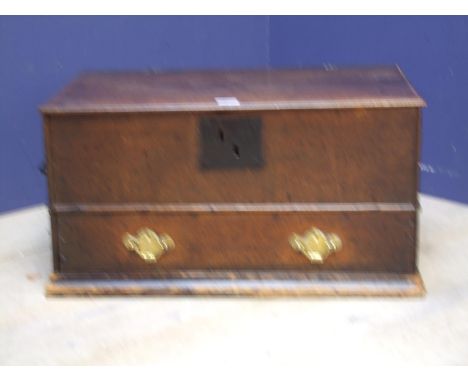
[1,194,467,366]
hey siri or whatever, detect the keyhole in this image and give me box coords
[218,128,224,142]
[233,144,240,159]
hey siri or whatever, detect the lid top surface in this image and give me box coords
[41,66,425,113]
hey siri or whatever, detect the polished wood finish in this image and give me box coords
[47,272,425,297]
[56,210,416,274]
[46,108,418,204]
[42,67,425,297]
[52,202,415,213]
[41,66,424,113]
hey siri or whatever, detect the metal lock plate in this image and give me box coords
[199,116,263,170]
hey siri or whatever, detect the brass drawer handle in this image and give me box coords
[289,227,342,263]
[123,228,175,263]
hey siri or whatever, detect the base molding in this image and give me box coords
[46,271,425,297]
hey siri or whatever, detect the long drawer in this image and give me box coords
[46,108,419,204]
[55,210,416,274]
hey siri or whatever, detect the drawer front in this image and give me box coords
[56,211,416,274]
[46,108,419,204]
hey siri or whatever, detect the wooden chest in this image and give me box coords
[41,66,426,296]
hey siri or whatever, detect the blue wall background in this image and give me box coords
[1,16,467,212]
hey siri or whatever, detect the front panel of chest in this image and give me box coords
[44,107,423,296]
[46,108,418,205]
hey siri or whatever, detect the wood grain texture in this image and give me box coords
[42,67,424,297]
[46,272,425,297]
[40,66,425,113]
[47,108,418,204]
[56,211,416,274]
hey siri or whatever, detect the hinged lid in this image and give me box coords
[41,66,425,114]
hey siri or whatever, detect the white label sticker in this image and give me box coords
[215,97,240,107]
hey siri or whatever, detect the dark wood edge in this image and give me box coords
[43,116,60,272]
[43,115,56,203]
[414,108,422,207]
[395,66,427,108]
[46,271,425,297]
[40,98,426,115]
[51,203,417,214]
[413,109,422,273]
[48,270,416,281]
